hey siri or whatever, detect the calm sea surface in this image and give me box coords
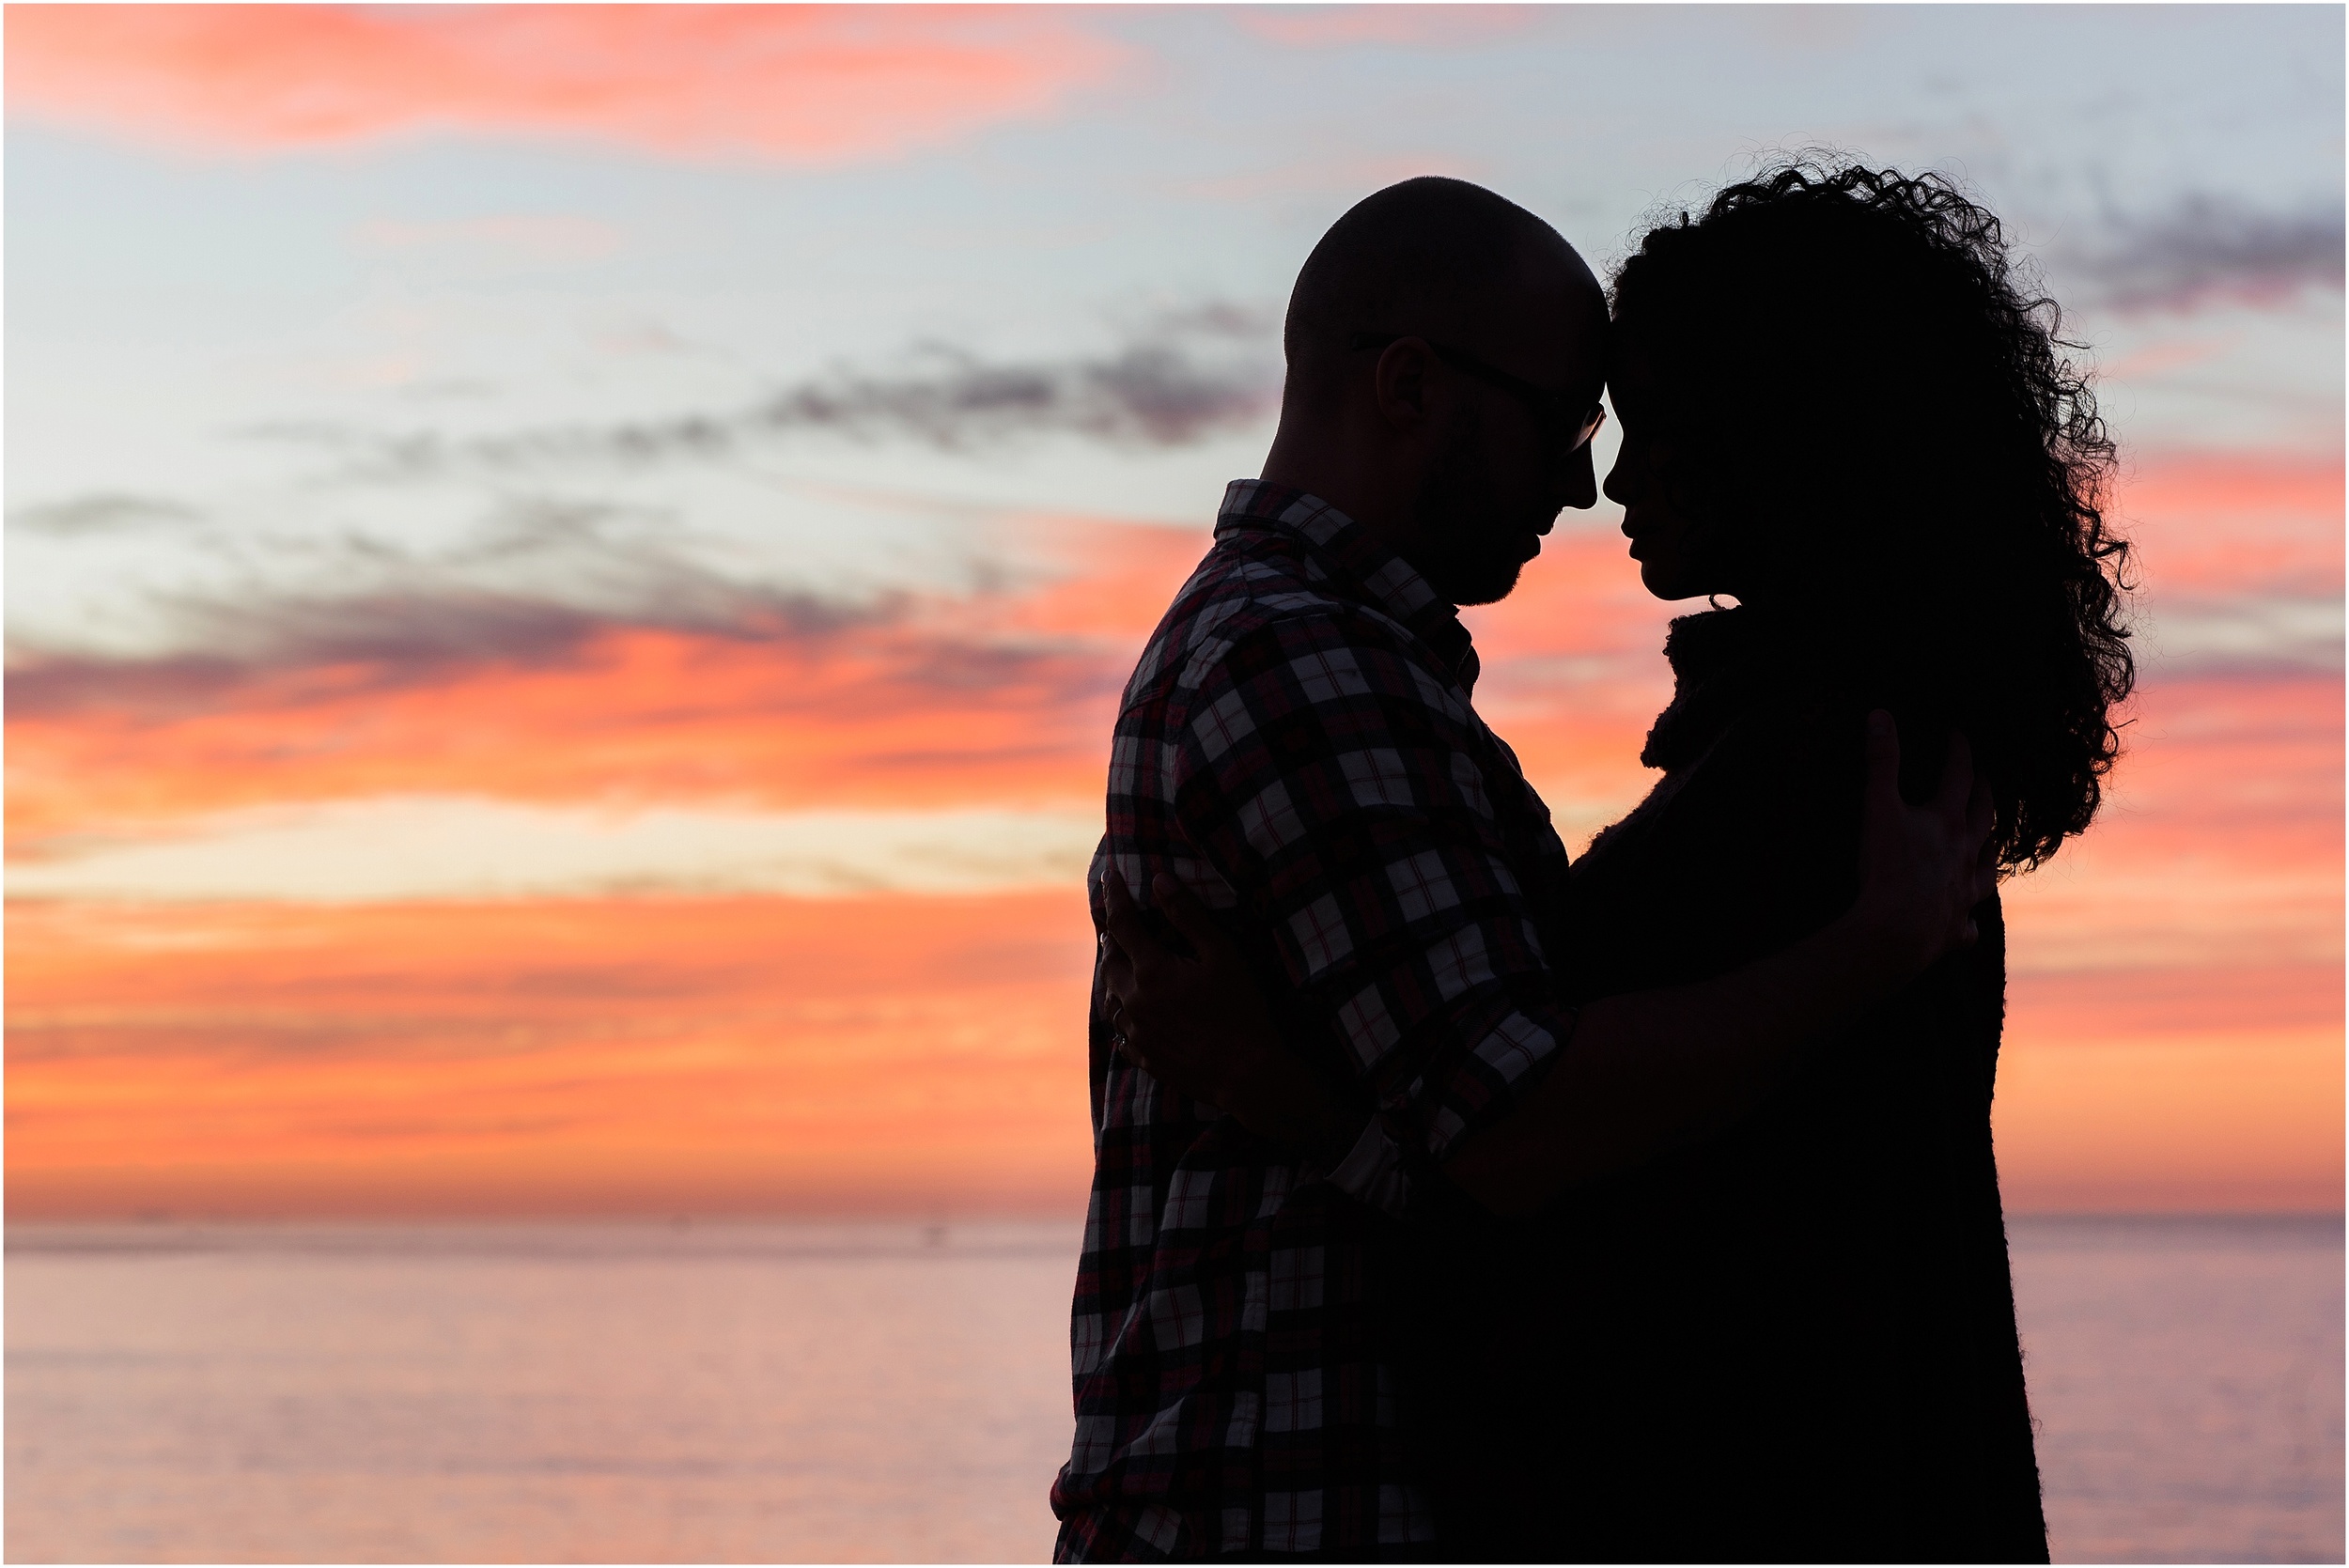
[8,1215,2340,1563]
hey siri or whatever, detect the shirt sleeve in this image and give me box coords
[1315,1111,1411,1219]
[1167,607,1577,1181]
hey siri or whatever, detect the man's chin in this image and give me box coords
[1442,559,1525,607]
[1405,532,1531,607]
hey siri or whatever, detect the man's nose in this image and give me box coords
[1553,442,1598,511]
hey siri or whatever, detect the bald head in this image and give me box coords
[1259,178,1608,607]
[1283,177,1601,411]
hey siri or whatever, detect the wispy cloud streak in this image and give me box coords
[8,493,201,536]
[2062,194,2346,313]
[262,318,1280,480]
[8,491,911,688]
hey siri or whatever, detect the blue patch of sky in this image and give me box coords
[6,4,2339,660]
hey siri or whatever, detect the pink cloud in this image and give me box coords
[2113,451,2344,600]
[6,5,1125,163]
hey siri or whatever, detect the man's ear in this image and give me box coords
[1371,337,1434,433]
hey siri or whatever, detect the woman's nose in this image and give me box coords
[1602,446,1637,508]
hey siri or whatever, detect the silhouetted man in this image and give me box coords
[1050,178,1990,1562]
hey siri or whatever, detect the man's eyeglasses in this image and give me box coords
[1348,332,1606,454]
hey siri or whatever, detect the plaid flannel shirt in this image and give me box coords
[1050,482,1578,1561]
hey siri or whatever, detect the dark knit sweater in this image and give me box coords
[1400,605,2048,1564]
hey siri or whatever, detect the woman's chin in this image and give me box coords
[1638,560,1690,599]
[1641,565,1726,603]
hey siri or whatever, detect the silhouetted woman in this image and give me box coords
[1105,163,2133,1563]
[1434,162,2132,1564]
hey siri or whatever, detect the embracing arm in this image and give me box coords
[1102,712,1996,1215]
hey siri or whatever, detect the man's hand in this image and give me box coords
[1848,710,1999,979]
[1098,872,1362,1161]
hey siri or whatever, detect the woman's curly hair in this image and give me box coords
[1610,160,2134,871]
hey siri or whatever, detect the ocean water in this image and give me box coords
[7,1221,1081,1564]
[2008,1217,2343,1564]
[7,1215,2340,1563]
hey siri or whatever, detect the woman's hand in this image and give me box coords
[1098,871,1364,1161]
[1097,871,1283,1110]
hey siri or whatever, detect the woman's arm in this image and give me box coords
[1102,712,1996,1210]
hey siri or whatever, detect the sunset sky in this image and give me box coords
[7,4,2341,1218]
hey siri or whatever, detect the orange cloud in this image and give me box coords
[6,5,1124,162]
[7,521,1211,848]
[8,621,1105,844]
[8,889,1098,1218]
[13,878,2333,1218]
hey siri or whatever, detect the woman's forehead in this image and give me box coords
[1602,322,1660,394]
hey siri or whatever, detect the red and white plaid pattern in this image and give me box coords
[1050,482,1579,1560]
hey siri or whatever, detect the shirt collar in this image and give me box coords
[1215,479,1479,689]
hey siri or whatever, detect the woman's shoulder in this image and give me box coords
[1687,676,1869,804]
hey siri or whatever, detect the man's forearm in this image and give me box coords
[1443,906,1915,1215]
